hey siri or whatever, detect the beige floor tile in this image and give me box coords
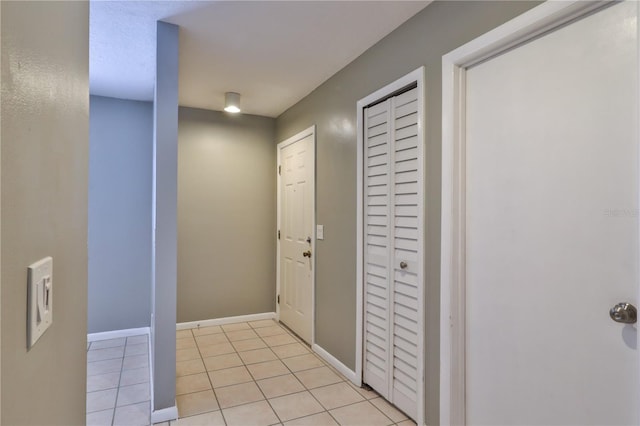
[329,401,393,426]
[87,346,125,362]
[369,397,408,422]
[247,359,289,380]
[221,400,279,426]
[171,410,225,425]
[176,389,219,417]
[88,358,123,376]
[120,367,149,387]
[255,325,288,337]
[263,334,298,347]
[249,319,277,329]
[268,391,324,422]
[310,382,365,410]
[221,322,251,332]
[116,382,150,406]
[125,343,148,357]
[191,325,223,336]
[203,353,244,371]
[87,388,118,413]
[176,359,206,377]
[348,382,380,400]
[127,335,148,345]
[123,354,148,370]
[177,337,197,350]
[176,372,212,395]
[283,412,339,426]
[198,342,235,358]
[282,354,324,372]
[271,343,311,359]
[215,381,264,408]
[231,337,267,352]
[177,329,193,339]
[90,338,126,349]
[208,366,253,388]
[86,408,114,426]
[257,373,305,398]
[226,329,259,342]
[238,348,278,364]
[177,348,201,362]
[295,367,342,389]
[113,401,150,426]
[195,333,229,347]
[87,372,120,392]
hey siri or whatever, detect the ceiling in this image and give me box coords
[90,1,430,118]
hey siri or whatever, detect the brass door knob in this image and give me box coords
[303,250,312,258]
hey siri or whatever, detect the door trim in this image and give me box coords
[440,2,623,424]
[276,125,316,345]
[356,66,425,425]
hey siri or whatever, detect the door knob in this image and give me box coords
[400,261,408,270]
[609,302,637,324]
[303,250,312,258]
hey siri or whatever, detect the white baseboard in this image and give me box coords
[313,343,359,385]
[176,312,276,330]
[87,327,150,342]
[151,404,178,424]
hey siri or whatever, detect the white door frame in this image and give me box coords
[440,1,634,424]
[356,66,426,425]
[276,125,316,345]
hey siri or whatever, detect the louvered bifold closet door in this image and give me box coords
[363,86,421,421]
[363,100,392,398]
[390,87,420,417]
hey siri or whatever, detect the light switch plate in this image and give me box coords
[316,225,324,240]
[27,257,53,349]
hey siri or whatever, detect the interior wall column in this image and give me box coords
[151,20,179,420]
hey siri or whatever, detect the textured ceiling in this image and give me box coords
[90,1,430,117]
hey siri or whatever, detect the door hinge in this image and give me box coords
[277,294,280,304]
[278,230,280,240]
[278,165,281,175]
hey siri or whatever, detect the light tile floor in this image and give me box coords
[87,334,151,426]
[165,320,416,426]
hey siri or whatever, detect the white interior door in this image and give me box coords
[362,84,423,421]
[463,2,638,424]
[278,130,314,344]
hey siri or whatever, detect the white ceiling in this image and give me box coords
[90,1,430,118]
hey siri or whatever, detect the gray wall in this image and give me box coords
[177,107,277,323]
[89,96,153,334]
[1,1,89,424]
[275,2,540,424]
[152,21,179,414]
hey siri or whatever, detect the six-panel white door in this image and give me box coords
[279,132,314,343]
[464,2,639,424]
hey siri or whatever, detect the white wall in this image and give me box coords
[89,95,153,333]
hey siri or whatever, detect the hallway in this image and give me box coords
[169,320,415,426]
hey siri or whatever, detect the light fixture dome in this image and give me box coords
[224,92,241,113]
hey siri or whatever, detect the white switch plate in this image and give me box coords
[27,257,53,349]
[316,225,324,240]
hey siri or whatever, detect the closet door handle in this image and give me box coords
[400,261,408,270]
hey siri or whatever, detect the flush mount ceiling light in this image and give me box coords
[224,92,241,113]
